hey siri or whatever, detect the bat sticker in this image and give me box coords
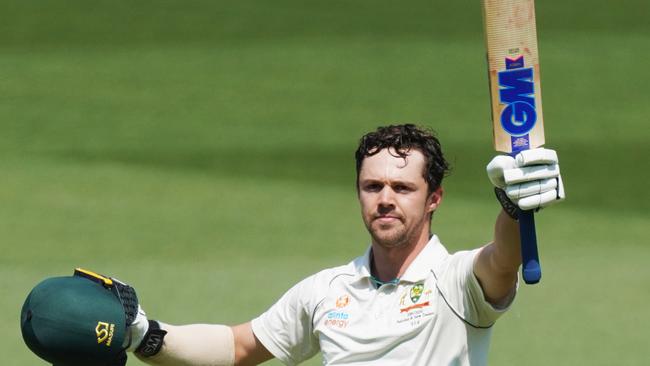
[498,56,537,151]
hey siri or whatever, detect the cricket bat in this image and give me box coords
[481,0,545,284]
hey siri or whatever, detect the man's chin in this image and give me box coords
[370,229,408,248]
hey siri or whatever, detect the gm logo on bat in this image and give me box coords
[498,66,537,136]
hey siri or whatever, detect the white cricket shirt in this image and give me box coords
[251,235,515,365]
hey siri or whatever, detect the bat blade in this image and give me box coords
[481,0,545,284]
[482,0,545,153]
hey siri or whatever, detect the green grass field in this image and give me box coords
[2,1,648,365]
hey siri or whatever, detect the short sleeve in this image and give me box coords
[435,248,516,328]
[251,275,320,365]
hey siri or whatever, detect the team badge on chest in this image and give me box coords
[397,282,434,326]
[410,283,424,303]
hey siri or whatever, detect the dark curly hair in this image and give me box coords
[355,124,450,194]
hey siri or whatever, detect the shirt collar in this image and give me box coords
[353,235,449,284]
[400,235,449,283]
[353,245,373,279]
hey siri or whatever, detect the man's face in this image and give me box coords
[358,148,442,249]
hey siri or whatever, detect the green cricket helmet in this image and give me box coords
[20,269,139,366]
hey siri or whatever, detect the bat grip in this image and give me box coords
[519,210,541,284]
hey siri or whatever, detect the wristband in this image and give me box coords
[135,320,168,357]
[494,187,520,220]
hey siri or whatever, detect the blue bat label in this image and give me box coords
[498,67,537,137]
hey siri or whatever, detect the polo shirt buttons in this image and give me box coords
[374,288,389,319]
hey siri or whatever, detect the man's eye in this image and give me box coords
[364,184,382,192]
[394,185,410,193]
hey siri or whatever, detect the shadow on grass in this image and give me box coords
[44,140,650,216]
[50,147,356,187]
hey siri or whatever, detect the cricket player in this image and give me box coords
[22,124,565,366]
[121,124,565,365]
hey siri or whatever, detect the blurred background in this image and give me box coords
[1,0,648,365]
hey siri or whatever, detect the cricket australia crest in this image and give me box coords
[409,283,424,303]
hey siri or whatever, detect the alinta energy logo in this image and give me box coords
[335,294,350,308]
[325,294,352,329]
[95,321,116,346]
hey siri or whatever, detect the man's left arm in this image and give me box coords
[474,148,565,306]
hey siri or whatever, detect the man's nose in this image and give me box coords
[377,187,395,212]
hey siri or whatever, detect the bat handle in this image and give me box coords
[519,210,541,284]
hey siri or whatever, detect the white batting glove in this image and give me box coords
[125,305,149,352]
[487,148,565,211]
[124,305,168,357]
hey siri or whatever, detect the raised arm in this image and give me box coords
[474,210,520,305]
[474,148,565,305]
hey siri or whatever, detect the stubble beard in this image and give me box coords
[366,214,429,250]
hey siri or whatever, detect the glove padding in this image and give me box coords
[120,290,167,358]
[126,305,150,352]
[487,148,565,211]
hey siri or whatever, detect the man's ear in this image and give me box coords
[427,187,444,213]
